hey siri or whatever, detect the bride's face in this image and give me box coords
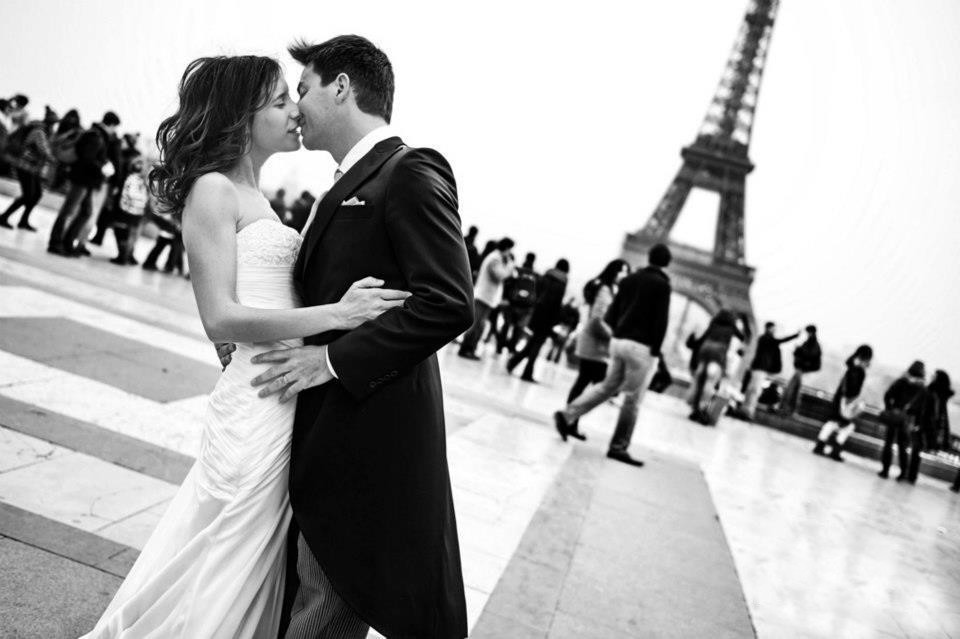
[250,78,301,155]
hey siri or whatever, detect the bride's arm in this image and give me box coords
[182,174,408,344]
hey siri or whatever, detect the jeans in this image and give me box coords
[743,369,771,418]
[1,169,43,225]
[507,330,549,379]
[779,371,805,415]
[48,181,106,251]
[561,339,657,453]
[459,300,493,355]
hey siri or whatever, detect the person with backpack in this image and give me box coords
[813,344,874,462]
[778,324,822,416]
[110,155,149,265]
[563,259,630,439]
[506,258,569,382]
[47,111,120,256]
[0,111,55,232]
[877,361,927,480]
[496,252,538,354]
[49,109,82,190]
[688,309,745,425]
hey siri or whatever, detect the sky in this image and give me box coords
[3,0,959,376]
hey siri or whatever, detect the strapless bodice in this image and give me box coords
[235,218,303,311]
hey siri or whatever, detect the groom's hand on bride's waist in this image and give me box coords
[250,345,334,403]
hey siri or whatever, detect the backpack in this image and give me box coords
[52,128,81,164]
[508,269,538,307]
[3,125,32,162]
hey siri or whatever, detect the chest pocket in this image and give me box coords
[333,204,375,221]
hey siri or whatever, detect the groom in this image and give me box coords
[244,36,472,638]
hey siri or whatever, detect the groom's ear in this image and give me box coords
[333,73,352,103]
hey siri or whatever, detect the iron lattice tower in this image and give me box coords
[622,0,780,323]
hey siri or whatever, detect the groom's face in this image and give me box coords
[296,65,338,151]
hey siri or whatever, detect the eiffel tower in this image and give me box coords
[623,0,780,327]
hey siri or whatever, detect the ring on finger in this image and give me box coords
[280,374,288,386]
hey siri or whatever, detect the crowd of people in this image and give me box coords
[3,91,957,489]
[0,93,319,278]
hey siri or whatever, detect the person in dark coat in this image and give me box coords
[47,111,120,255]
[88,122,126,247]
[247,36,472,638]
[0,114,55,231]
[507,258,568,382]
[496,252,538,354]
[910,370,953,484]
[877,361,927,480]
[813,344,873,462]
[779,324,822,416]
[554,244,672,467]
[464,225,481,281]
[741,322,800,419]
[688,309,745,424]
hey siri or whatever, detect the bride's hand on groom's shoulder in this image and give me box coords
[337,276,411,330]
[250,345,333,403]
[215,342,236,370]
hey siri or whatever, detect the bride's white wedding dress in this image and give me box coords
[84,219,304,638]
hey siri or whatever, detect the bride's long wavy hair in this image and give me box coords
[150,55,282,217]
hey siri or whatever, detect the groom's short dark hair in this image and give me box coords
[289,35,394,123]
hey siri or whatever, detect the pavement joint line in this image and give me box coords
[90,495,173,534]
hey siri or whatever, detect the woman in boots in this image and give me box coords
[813,345,873,462]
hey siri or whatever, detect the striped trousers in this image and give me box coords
[283,533,370,639]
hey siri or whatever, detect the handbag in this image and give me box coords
[880,385,923,429]
[837,374,861,420]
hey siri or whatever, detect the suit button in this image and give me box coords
[369,381,376,388]
[390,370,398,377]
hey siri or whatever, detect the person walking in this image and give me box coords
[0,112,55,231]
[877,361,927,480]
[496,252,538,354]
[47,111,120,255]
[553,244,672,467]
[740,322,800,420]
[507,258,569,382]
[779,325,822,416]
[813,345,873,462]
[458,237,515,360]
[563,259,630,440]
[906,370,953,484]
[464,225,481,281]
[688,309,745,424]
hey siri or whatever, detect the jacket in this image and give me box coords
[604,266,671,355]
[527,268,568,334]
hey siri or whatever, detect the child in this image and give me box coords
[111,156,148,265]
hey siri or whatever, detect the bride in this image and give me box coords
[81,55,409,638]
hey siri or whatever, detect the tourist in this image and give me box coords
[506,258,569,382]
[47,111,120,256]
[812,344,873,462]
[464,225,481,281]
[564,258,630,440]
[877,361,927,480]
[779,324,822,416]
[740,322,800,420]
[496,252,538,354]
[110,155,149,265]
[908,370,953,484]
[553,244,672,467]
[458,237,515,360]
[0,111,55,231]
[688,309,745,424]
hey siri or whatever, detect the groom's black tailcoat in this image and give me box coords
[290,136,472,638]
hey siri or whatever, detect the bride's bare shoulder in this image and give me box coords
[183,172,239,225]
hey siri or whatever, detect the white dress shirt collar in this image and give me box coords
[338,125,395,175]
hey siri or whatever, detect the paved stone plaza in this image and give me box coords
[1,196,959,638]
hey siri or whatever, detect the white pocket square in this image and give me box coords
[341,197,366,206]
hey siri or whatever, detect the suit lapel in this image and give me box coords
[297,136,404,278]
